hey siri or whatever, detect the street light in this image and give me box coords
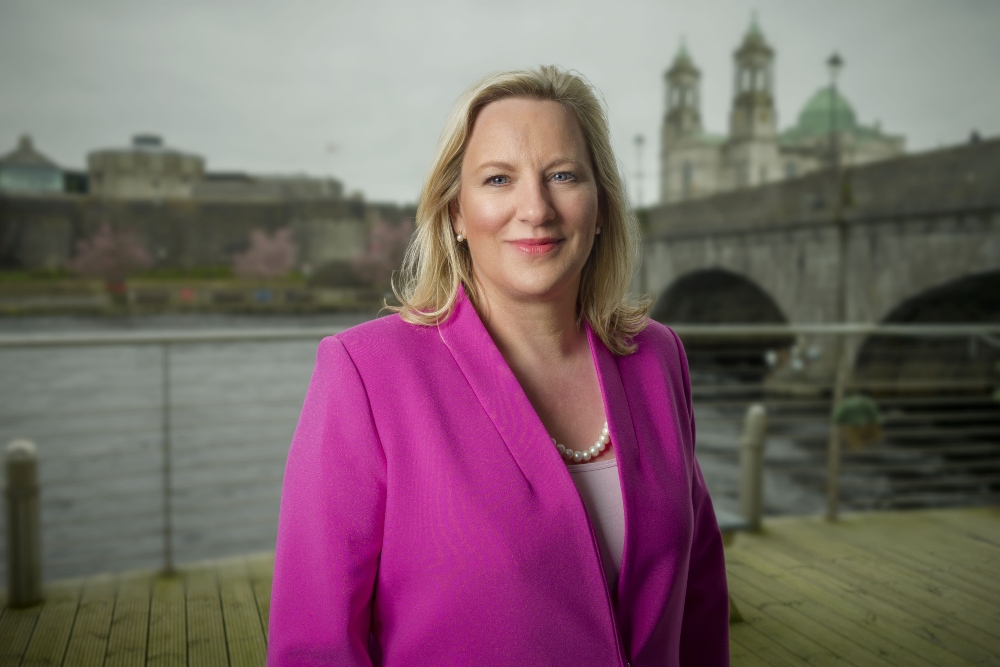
[827,52,844,170]
[825,50,848,522]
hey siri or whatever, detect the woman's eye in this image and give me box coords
[485,175,509,186]
[552,172,576,182]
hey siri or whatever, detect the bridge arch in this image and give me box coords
[652,268,793,376]
[652,268,789,324]
[855,270,1000,393]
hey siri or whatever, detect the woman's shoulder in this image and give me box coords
[631,318,686,360]
[321,313,445,368]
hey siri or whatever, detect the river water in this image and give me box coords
[0,313,814,582]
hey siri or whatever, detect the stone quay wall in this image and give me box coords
[0,193,415,276]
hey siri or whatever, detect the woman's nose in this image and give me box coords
[515,178,556,226]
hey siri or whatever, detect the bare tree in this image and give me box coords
[233,228,298,280]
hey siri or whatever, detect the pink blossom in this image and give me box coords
[67,223,153,284]
[352,218,413,287]
[233,228,298,279]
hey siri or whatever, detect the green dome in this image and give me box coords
[784,86,857,140]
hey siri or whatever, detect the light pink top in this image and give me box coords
[568,458,625,604]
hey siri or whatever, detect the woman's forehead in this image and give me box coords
[465,98,589,168]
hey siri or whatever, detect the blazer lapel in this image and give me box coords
[586,325,642,618]
[436,286,576,498]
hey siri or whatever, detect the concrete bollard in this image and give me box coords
[6,439,42,607]
[739,404,768,532]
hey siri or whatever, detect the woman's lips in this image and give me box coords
[510,237,562,255]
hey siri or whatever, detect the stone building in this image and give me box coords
[86,134,345,203]
[660,19,905,204]
[0,135,64,194]
[192,172,344,201]
[88,134,205,200]
[1,134,393,277]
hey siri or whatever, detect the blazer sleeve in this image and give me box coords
[268,336,387,667]
[670,329,731,666]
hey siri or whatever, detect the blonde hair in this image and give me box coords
[391,65,650,355]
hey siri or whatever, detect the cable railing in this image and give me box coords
[1,322,999,582]
[679,324,1000,521]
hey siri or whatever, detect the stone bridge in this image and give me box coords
[641,137,1000,382]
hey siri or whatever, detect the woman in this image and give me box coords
[269,66,729,666]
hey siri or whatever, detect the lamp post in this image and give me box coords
[827,52,843,170]
[634,134,646,208]
[825,50,849,522]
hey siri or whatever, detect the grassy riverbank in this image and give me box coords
[0,272,386,316]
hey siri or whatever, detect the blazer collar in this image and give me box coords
[437,285,641,606]
[436,284,560,487]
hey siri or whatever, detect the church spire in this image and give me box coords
[729,13,776,141]
[664,37,702,141]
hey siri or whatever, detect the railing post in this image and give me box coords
[6,439,42,607]
[739,404,767,531]
[826,334,854,522]
[161,343,174,574]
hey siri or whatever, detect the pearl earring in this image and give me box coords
[456,232,464,243]
[595,227,602,235]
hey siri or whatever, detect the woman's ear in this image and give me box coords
[449,200,463,235]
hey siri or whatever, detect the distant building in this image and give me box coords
[660,19,905,204]
[0,135,64,194]
[86,134,344,203]
[193,172,344,201]
[88,134,205,200]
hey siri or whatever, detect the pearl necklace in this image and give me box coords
[552,421,610,464]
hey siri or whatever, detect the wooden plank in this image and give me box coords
[21,579,83,667]
[729,632,782,667]
[745,533,1000,665]
[147,574,186,667]
[0,604,42,667]
[729,621,813,666]
[725,572,852,666]
[761,520,1000,655]
[736,535,1000,666]
[727,569,892,666]
[831,516,1000,600]
[732,544,983,667]
[186,565,229,667]
[62,572,117,667]
[106,570,153,667]
[833,511,1000,591]
[778,518,1000,630]
[728,555,939,667]
[219,558,267,667]
[247,553,273,640]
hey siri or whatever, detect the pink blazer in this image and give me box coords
[269,287,729,666]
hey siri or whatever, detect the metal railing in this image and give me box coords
[0,326,348,582]
[1,322,999,581]
[673,323,1000,522]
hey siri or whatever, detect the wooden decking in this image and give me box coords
[0,507,997,666]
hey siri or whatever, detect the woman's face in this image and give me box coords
[451,97,600,306]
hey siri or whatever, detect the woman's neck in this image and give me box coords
[474,282,588,366]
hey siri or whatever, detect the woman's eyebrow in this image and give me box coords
[472,158,583,172]
[473,160,516,172]
[542,157,584,171]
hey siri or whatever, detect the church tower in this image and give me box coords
[663,42,702,145]
[661,42,721,204]
[725,16,781,188]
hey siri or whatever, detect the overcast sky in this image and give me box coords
[2,0,997,205]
